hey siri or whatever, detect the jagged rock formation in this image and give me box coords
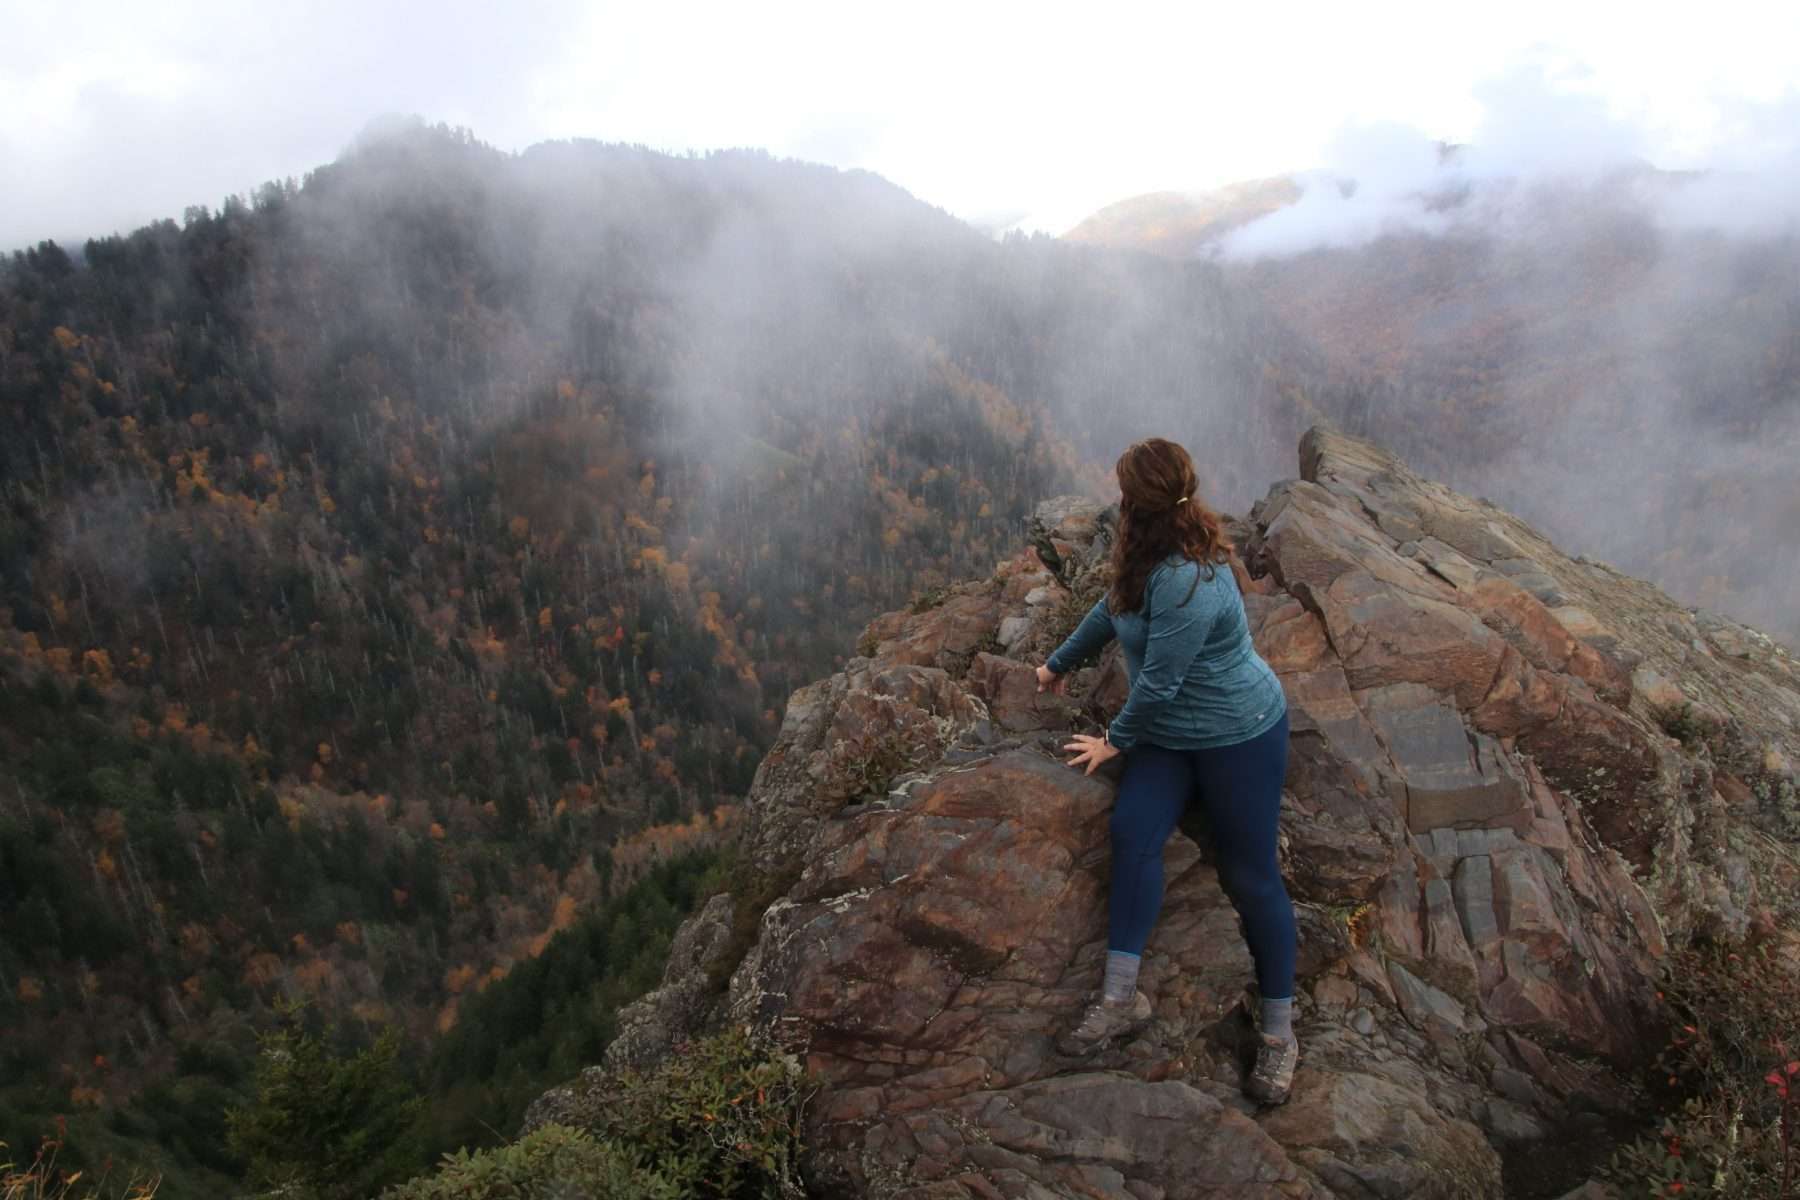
[531,428,1800,1198]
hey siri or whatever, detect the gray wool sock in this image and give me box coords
[1260,995,1295,1041]
[1103,951,1141,1004]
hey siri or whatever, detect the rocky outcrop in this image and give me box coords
[535,428,1800,1198]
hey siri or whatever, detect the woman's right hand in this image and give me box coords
[1036,664,1068,695]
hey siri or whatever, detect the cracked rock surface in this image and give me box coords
[533,427,1800,1199]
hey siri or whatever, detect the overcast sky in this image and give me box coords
[6,0,1800,250]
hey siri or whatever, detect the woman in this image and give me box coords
[1034,437,1298,1105]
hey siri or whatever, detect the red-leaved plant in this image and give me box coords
[1612,941,1799,1197]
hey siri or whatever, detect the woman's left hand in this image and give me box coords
[1062,732,1121,776]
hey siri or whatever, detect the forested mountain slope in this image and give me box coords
[0,123,1330,1191]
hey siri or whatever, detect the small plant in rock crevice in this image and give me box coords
[942,629,1004,681]
[1660,704,1721,751]
[1752,773,1800,841]
[822,718,945,809]
[1037,572,1110,654]
[907,583,953,614]
[703,849,805,1000]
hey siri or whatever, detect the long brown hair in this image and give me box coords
[1106,437,1232,615]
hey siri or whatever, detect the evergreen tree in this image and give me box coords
[226,1001,425,1200]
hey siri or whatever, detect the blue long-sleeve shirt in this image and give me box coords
[1046,555,1287,751]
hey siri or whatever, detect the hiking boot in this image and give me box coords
[1056,989,1152,1056]
[1246,1032,1299,1105]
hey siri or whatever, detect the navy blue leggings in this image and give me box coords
[1107,709,1296,999]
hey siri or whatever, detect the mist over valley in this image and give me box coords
[3,57,1799,1195]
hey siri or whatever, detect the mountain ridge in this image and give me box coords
[532,425,1800,1198]
[1063,175,1302,251]
[0,123,1337,1188]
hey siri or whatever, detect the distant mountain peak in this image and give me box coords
[1062,174,1301,251]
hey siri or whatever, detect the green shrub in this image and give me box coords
[703,849,800,1000]
[574,1027,809,1198]
[383,1124,678,1200]
[1752,773,1800,840]
[819,709,948,812]
[391,1028,809,1200]
[906,583,951,614]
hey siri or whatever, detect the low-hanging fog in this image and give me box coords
[7,28,1800,1196]
[1146,66,1800,641]
[11,92,1796,661]
[4,120,1329,724]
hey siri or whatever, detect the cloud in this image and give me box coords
[1197,60,1800,637]
[1217,64,1646,259]
[0,0,582,249]
[11,3,1800,252]
[1216,123,1457,259]
[1217,62,1800,260]
[1465,60,1648,175]
[1643,93,1800,236]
